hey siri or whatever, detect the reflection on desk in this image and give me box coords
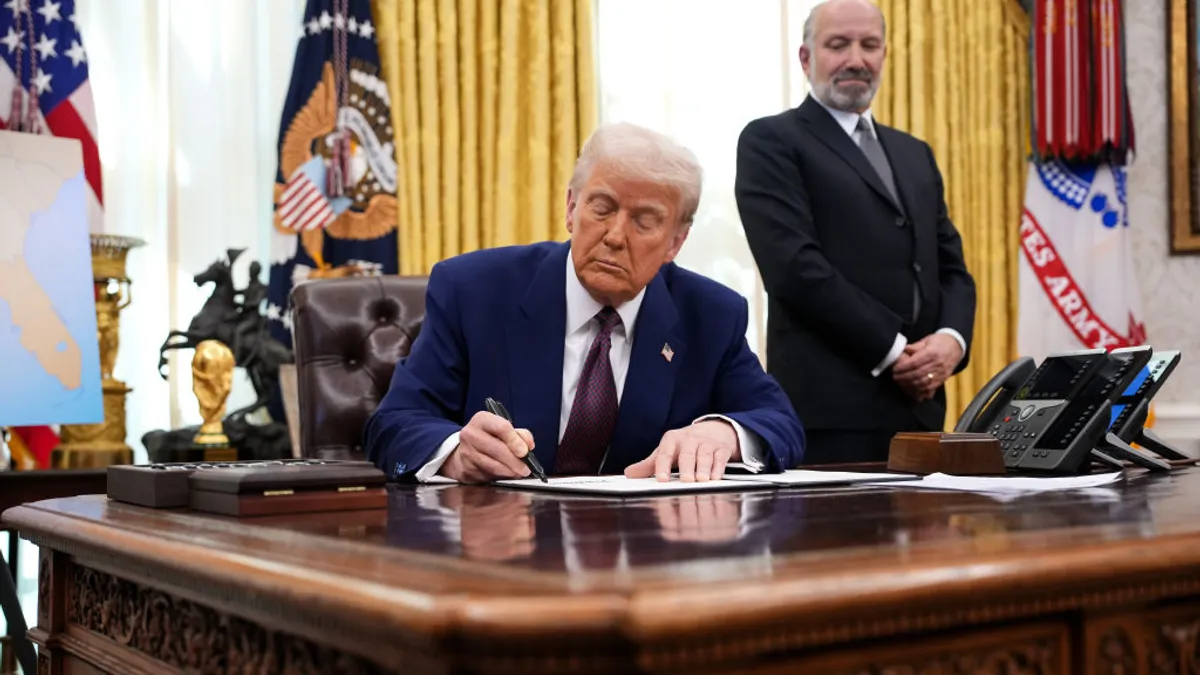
[2,469,1199,674]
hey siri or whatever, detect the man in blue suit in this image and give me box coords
[364,122,806,483]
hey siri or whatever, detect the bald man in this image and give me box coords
[734,0,976,464]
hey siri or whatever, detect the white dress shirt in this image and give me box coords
[415,254,767,482]
[814,99,967,376]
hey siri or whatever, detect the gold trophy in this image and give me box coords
[191,339,237,460]
[53,235,145,469]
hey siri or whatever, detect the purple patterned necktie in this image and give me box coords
[556,307,622,475]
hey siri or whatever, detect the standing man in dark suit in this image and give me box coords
[734,0,976,464]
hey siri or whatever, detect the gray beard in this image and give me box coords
[812,78,878,112]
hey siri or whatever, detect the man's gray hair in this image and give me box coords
[803,0,887,49]
[568,122,703,228]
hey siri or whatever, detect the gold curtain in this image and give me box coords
[373,0,597,274]
[872,0,1030,427]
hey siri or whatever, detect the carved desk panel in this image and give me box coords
[5,468,1200,674]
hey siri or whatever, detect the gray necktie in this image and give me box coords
[858,117,919,320]
[856,116,900,207]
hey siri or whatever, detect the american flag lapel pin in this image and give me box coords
[661,343,674,362]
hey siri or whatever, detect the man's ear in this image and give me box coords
[565,188,577,235]
[663,223,691,264]
[799,45,811,73]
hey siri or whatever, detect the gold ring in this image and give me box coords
[926,372,934,380]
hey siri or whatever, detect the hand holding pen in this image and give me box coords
[485,398,548,482]
[437,398,547,483]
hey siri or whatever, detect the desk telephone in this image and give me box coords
[954,347,1181,474]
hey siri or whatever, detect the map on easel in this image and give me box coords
[0,131,103,426]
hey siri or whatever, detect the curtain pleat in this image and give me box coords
[375,0,596,273]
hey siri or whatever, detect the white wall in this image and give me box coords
[1126,0,1200,453]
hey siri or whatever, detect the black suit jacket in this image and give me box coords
[734,96,976,432]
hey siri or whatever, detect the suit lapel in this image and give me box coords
[798,96,904,215]
[508,244,568,471]
[602,272,687,472]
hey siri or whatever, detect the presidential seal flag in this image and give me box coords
[1017,160,1146,359]
[268,0,398,345]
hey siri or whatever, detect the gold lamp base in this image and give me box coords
[51,234,144,470]
[52,379,134,469]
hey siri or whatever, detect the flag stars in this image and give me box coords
[36,0,60,24]
[357,19,374,39]
[306,18,320,35]
[33,68,51,93]
[34,33,56,59]
[64,39,84,66]
[333,12,345,30]
[348,16,358,33]
[1,26,22,53]
[4,0,29,17]
[318,10,332,29]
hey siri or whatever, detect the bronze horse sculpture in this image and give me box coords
[157,249,292,421]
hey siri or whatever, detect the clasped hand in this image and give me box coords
[440,414,740,484]
[892,333,962,401]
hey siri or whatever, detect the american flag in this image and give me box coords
[1,0,101,469]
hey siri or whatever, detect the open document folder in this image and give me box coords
[493,470,916,496]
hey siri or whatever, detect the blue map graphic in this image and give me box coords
[0,172,103,426]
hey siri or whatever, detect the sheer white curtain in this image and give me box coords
[76,0,303,452]
[595,0,820,356]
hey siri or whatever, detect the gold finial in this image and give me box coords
[191,340,236,447]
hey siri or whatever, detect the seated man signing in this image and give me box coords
[364,122,806,483]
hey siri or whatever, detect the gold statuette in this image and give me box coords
[192,340,235,447]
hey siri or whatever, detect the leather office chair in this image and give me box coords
[290,276,427,461]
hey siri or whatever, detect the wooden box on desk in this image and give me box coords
[188,463,388,517]
[887,432,1006,475]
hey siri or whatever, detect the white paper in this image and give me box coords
[865,471,1124,495]
[723,469,917,486]
[493,475,772,495]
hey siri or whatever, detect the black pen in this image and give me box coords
[484,397,548,482]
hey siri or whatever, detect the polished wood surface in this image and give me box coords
[0,470,106,516]
[6,467,1200,674]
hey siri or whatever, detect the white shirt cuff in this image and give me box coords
[936,327,967,364]
[414,431,461,483]
[694,414,766,473]
[871,333,908,377]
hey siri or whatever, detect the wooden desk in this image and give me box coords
[4,469,1200,674]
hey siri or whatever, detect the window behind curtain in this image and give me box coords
[595,0,822,357]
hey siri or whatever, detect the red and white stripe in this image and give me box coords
[1037,0,1054,156]
[278,171,336,231]
[1094,0,1121,148]
[1,62,105,232]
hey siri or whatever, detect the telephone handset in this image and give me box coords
[953,357,1036,433]
[956,348,1152,473]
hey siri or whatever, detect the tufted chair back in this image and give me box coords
[289,276,427,461]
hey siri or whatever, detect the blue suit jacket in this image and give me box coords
[363,242,806,478]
